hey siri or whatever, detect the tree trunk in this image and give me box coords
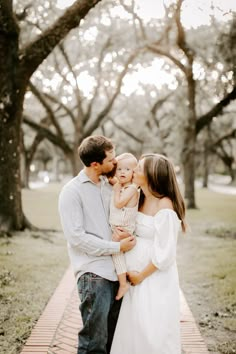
[202,151,209,188]
[202,141,209,188]
[230,170,235,183]
[182,74,197,208]
[0,110,25,230]
[182,132,196,208]
[0,4,26,230]
[21,152,30,189]
[51,155,60,182]
[0,0,102,232]
[228,164,235,183]
[69,148,83,176]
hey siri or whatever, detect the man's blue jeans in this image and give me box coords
[77,272,121,354]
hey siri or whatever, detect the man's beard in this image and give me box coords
[103,164,117,178]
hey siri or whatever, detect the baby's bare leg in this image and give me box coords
[116,273,130,300]
[112,252,130,299]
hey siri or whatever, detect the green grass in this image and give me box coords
[177,187,236,354]
[0,231,69,354]
[187,188,236,227]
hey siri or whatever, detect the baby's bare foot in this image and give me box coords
[115,282,130,300]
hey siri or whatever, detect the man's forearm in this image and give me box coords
[68,230,120,256]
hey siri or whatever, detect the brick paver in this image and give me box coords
[20,267,209,354]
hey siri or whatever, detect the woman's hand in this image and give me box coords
[127,271,144,286]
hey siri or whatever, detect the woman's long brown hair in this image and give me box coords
[139,154,187,232]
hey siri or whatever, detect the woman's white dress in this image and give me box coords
[110,209,181,354]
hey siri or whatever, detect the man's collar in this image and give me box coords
[78,169,107,185]
[78,170,91,183]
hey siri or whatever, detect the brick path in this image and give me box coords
[20,267,209,354]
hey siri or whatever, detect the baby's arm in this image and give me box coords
[114,184,139,209]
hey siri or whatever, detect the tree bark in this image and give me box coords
[69,149,82,176]
[182,73,197,208]
[175,0,197,208]
[202,146,209,188]
[196,86,236,134]
[0,1,25,230]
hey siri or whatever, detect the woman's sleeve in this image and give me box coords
[151,210,180,271]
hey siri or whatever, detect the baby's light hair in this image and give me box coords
[116,153,137,165]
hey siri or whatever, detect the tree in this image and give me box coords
[122,0,236,207]
[0,0,102,232]
[22,37,138,177]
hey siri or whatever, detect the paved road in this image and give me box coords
[208,182,236,195]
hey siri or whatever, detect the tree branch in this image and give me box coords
[29,81,64,138]
[196,86,236,134]
[146,44,187,74]
[175,0,194,61]
[23,115,72,154]
[57,42,85,120]
[84,37,112,124]
[151,92,173,116]
[43,92,77,125]
[211,128,236,147]
[15,3,32,22]
[84,50,140,135]
[110,119,144,143]
[19,0,102,80]
[119,0,148,41]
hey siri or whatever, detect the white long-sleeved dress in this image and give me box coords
[110,209,181,354]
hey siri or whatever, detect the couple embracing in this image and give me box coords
[58,135,186,354]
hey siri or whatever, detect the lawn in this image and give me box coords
[0,184,69,354]
[178,188,236,354]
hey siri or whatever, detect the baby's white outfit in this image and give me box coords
[109,186,138,274]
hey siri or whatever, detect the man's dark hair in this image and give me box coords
[78,135,114,167]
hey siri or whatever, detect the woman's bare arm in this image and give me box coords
[127,262,158,285]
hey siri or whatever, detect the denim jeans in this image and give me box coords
[77,272,121,354]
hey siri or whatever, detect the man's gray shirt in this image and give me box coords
[58,170,120,281]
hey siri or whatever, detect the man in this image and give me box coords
[58,135,136,354]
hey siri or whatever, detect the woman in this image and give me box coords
[110,153,186,354]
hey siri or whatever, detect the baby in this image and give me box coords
[109,153,139,300]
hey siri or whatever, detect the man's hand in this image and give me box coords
[120,235,136,252]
